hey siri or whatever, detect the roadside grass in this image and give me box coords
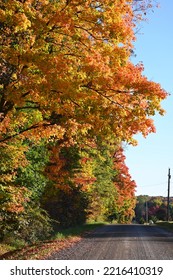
[155,221,173,232]
[0,222,105,260]
[52,222,106,239]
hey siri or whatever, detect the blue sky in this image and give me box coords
[125,0,173,197]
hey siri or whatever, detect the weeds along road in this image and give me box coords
[47,224,173,260]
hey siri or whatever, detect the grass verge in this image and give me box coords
[155,221,173,232]
[0,222,105,260]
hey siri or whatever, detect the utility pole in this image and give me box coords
[146,200,148,224]
[167,168,171,222]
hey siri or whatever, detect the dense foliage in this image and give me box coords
[135,195,173,223]
[0,0,167,246]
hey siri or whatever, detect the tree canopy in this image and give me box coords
[0,0,167,246]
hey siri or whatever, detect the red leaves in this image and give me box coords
[113,147,137,221]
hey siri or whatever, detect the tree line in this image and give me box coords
[0,0,167,246]
[135,195,173,223]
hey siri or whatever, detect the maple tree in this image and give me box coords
[42,143,90,227]
[113,147,136,222]
[83,139,118,222]
[0,0,167,144]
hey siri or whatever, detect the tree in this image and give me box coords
[113,147,136,222]
[42,143,90,227]
[0,140,52,244]
[0,0,167,145]
[135,195,149,223]
[84,140,118,222]
[135,196,173,223]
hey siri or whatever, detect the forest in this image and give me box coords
[0,0,167,247]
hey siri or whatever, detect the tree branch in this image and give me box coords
[0,122,55,143]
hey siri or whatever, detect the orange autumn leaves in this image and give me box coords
[0,1,167,224]
[0,0,167,144]
[113,147,136,221]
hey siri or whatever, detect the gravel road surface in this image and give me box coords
[47,224,173,260]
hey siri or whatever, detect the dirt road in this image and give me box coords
[47,224,173,260]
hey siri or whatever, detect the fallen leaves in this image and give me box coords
[1,236,81,260]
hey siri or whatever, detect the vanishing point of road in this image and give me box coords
[47,224,173,260]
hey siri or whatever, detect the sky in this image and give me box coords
[125,0,173,197]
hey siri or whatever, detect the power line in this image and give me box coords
[167,168,171,221]
[137,182,167,188]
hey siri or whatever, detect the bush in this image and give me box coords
[1,205,52,245]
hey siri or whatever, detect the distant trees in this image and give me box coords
[135,195,173,223]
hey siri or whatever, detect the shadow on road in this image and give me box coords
[83,224,173,240]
